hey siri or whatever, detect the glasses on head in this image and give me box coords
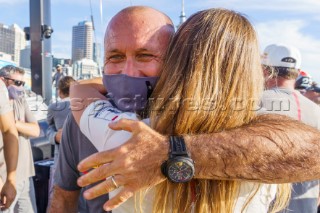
[4,77,25,87]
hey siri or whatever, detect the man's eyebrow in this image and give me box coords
[106,49,121,54]
[136,48,149,52]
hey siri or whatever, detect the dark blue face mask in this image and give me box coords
[102,74,159,112]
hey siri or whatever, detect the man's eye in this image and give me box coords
[107,55,124,62]
[137,54,155,61]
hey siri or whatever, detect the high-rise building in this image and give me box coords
[93,42,101,65]
[0,23,26,65]
[20,45,31,68]
[71,21,93,63]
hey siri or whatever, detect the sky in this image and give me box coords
[0,0,320,82]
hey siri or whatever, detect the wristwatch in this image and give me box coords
[161,136,195,183]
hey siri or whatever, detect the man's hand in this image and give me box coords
[77,119,169,211]
[55,129,63,143]
[0,179,16,210]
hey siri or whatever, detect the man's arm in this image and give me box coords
[77,114,320,211]
[186,113,320,182]
[15,98,40,138]
[47,185,79,213]
[48,115,84,212]
[0,110,18,209]
[15,121,40,138]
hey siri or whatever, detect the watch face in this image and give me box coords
[167,158,194,183]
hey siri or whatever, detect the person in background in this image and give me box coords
[47,76,75,165]
[52,64,64,100]
[45,76,86,212]
[261,43,320,213]
[0,78,18,211]
[295,70,313,92]
[295,71,320,105]
[0,65,39,213]
[304,83,320,105]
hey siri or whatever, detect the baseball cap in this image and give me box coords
[295,70,312,89]
[308,86,320,93]
[56,64,62,68]
[261,44,301,69]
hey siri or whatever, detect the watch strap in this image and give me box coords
[169,136,189,158]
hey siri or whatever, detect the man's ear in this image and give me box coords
[58,89,63,99]
[0,77,6,84]
[263,66,276,80]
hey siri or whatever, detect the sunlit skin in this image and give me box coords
[104,9,172,77]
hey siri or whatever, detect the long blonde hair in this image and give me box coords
[148,8,290,213]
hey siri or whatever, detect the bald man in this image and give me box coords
[48,6,174,213]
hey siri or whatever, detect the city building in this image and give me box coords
[93,42,101,66]
[20,45,31,68]
[0,51,13,62]
[71,21,93,62]
[72,58,99,80]
[0,23,26,66]
[53,57,71,68]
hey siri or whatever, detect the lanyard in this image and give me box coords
[292,92,301,121]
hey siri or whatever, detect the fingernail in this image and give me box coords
[77,178,83,186]
[83,191,90,198]
[108,122,116,127]
[104,206,111,211]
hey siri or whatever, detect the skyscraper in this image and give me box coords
[71,21,93,63]
[93,42,101,64]
[0,23,26,65]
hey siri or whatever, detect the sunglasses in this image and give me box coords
[4,77,25,87]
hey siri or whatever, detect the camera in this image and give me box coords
[41,25,54,39]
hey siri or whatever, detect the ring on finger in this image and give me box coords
[110,175,119,188]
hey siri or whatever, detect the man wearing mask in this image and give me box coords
[49,6,320,213]
[0,65,40,213]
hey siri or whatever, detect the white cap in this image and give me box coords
[261,44,301,69]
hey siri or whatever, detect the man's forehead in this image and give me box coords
[105,29,164,51]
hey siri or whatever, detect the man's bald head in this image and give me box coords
[104,6,174,50]
[103,6,175,77]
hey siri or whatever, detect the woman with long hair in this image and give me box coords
[71,7,291,213]
[149,8,290,213]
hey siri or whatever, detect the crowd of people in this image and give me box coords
[0,5,320,213]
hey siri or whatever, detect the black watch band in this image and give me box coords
[161,136,195,183]
[169,136,189,158]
